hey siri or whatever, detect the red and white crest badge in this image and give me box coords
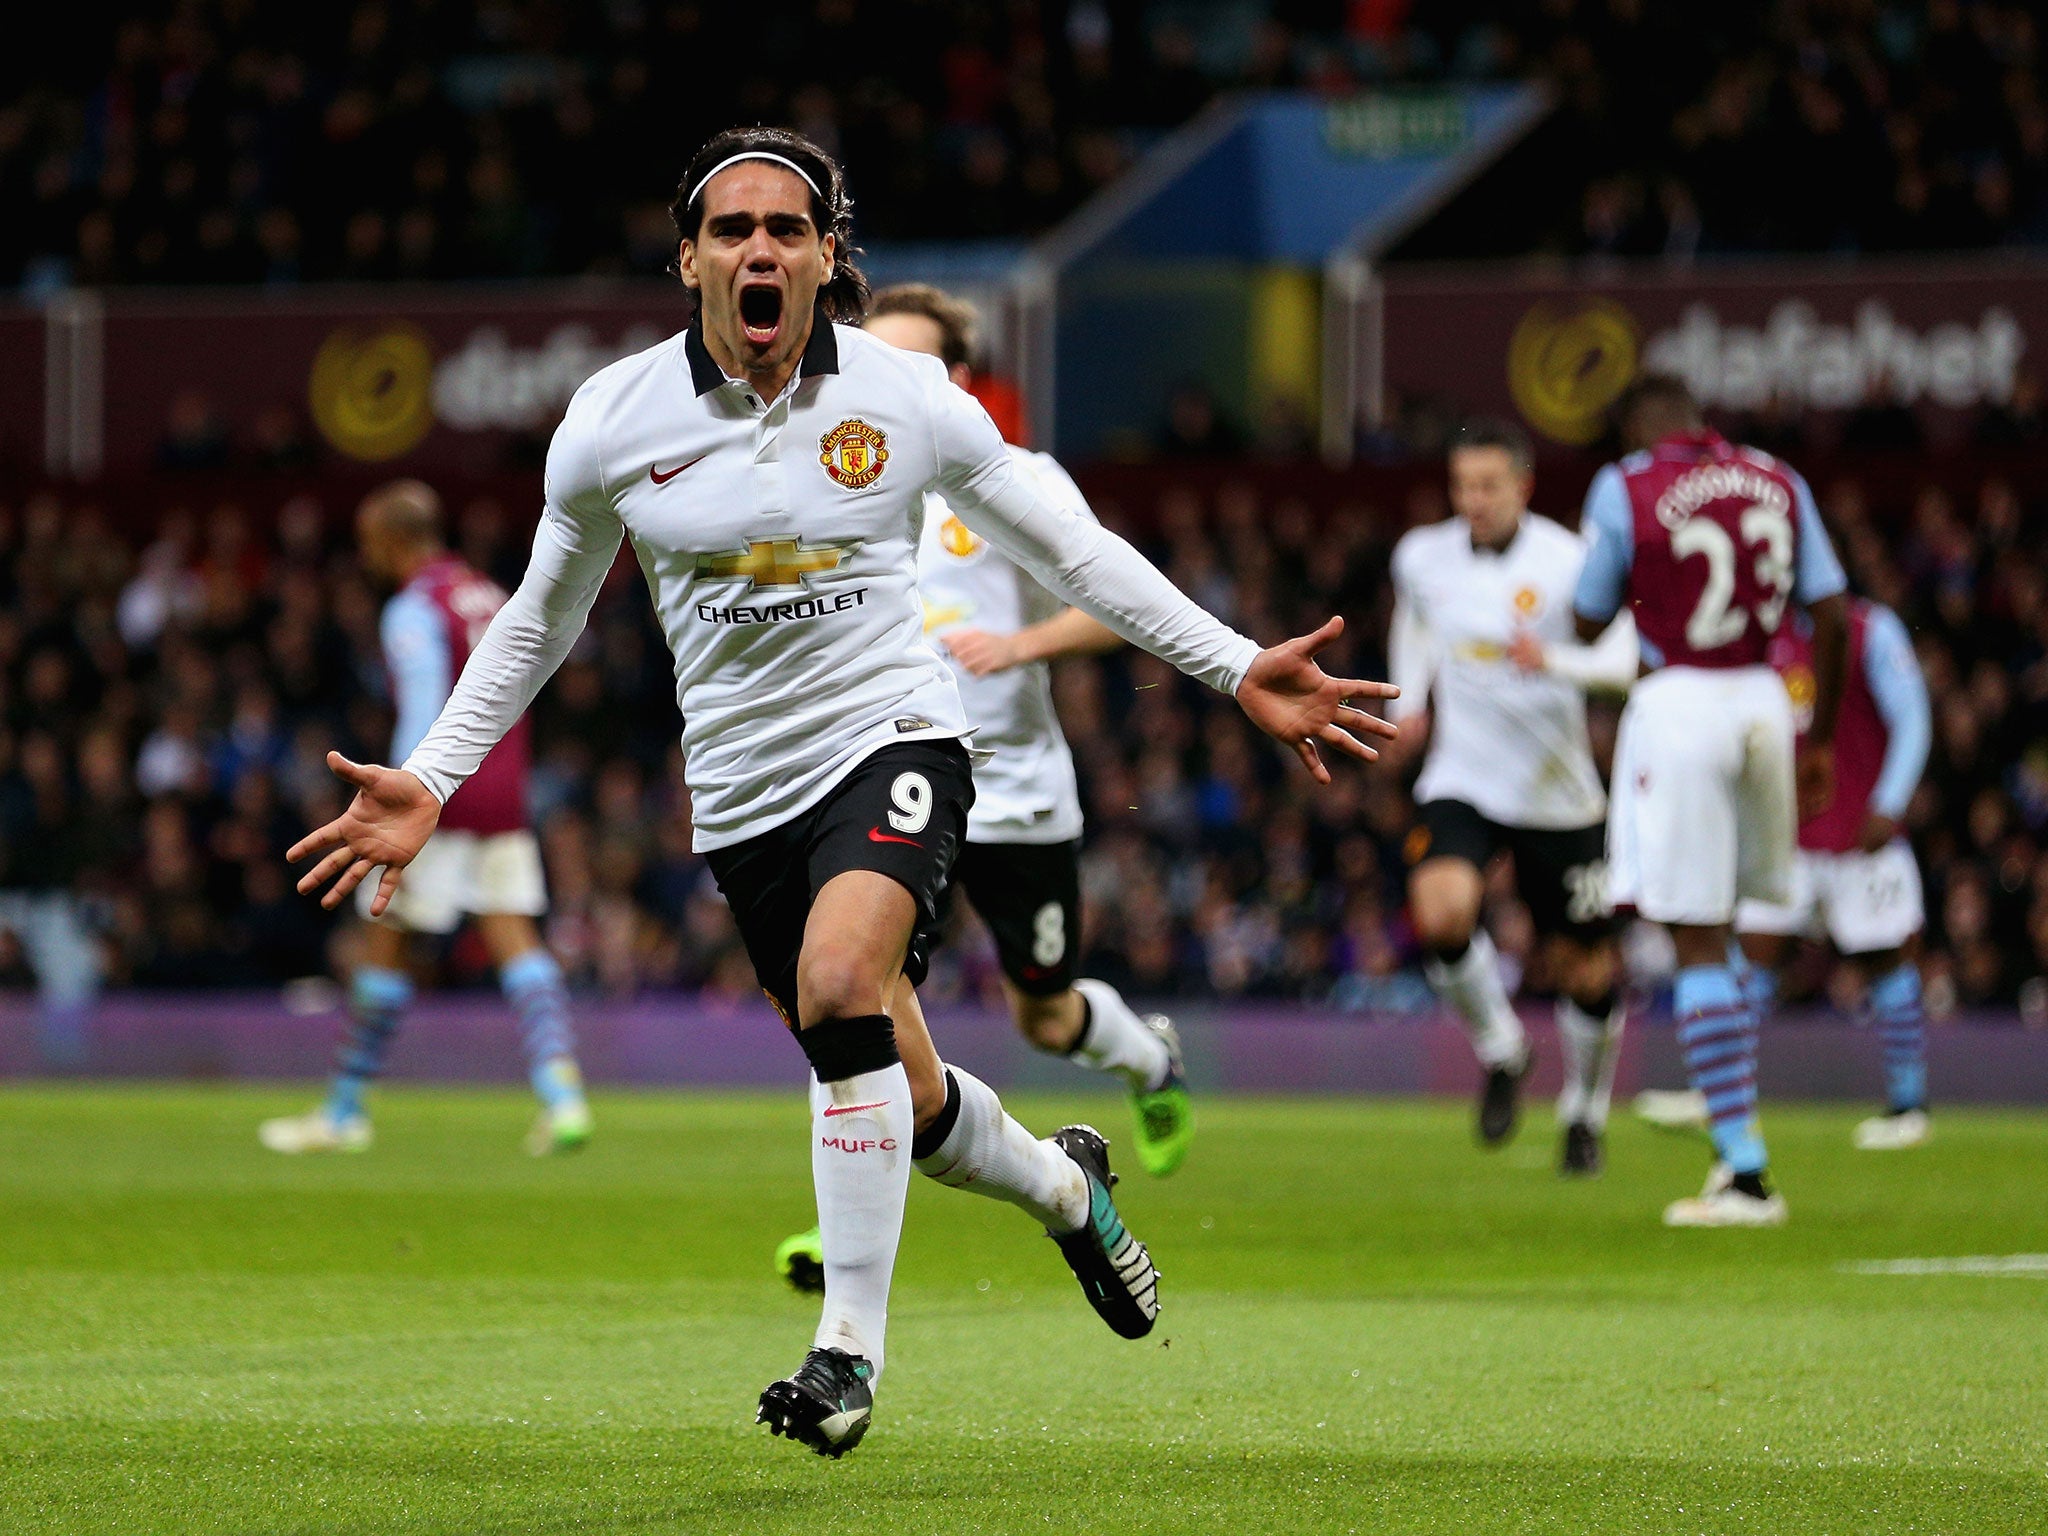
[819,419,889,489]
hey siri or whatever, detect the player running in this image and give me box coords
[1389,421,1638,1174]
[261,481,591,1157]
[285,128,1395,1459]
[774,284,1192,1292]
[1736,595,1934,1147]
[1576,376,1848,1227]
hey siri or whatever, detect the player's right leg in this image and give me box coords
[1408,802,1527,1145]
[262,915,419,1154]
[953,839,1189,1175]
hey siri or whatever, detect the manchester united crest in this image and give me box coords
[819,419,889,489]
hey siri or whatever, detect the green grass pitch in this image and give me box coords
[3,1084,2045,1535]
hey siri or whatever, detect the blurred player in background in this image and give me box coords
[1737,595,1933,1146]
[286,129,1393,1459]
[1388,421,1637,1174]
[774,283,1191,1292]
[261,480,590,1157]
[1577,376,1847,1227]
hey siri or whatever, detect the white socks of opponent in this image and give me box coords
[809,1060,913,1378]
[1425,930,1527,1070]
[1555,995,1626,1132]
[1070,978,1172,1092]
[915,1066,1089,1232]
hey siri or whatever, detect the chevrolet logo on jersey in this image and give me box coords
[694,537,861,593]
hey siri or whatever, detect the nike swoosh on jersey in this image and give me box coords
[867,827,922,847]
[649,453,708,484]
[822,1101,892,1117]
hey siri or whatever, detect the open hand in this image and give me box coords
[1234,616,1399,784]
[288,752,441,914]
[1505,630,1546,673]
[942,627,1021,676]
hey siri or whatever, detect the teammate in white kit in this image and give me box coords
[775,284,1192,1292]
[1388,421,1638,1174]
[1575,376,1848,1227]
[286,127,1396,1459]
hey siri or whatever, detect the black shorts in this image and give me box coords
[704,740,973,1028]
[1409,798,1619,942]
[950,838,1082,997]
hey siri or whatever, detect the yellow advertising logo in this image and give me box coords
[938,514,982,558]
[819,418,889,489]
[695,536,860,593]
[1782,662,1817,730]
[309,324,436,461]
[1507,300,1638,445]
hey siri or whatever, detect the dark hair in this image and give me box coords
[867,283,978,370]
[1449,417,1533,472]
[1613,373,1703,436]
[669,126,869,323]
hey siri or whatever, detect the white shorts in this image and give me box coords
[1607,665,1795,927]
[1736,841,1925,955]
[356,829,548,935]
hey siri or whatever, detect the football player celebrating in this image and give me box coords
[1388,421,1637,1173]
[774,283,1193,1292]
[287,128,1395,1458]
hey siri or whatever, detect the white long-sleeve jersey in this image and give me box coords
[917,447,1092,845]
[1389,512,1633,831]
[401,318,1258,851]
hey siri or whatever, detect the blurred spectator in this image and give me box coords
[0,439,2044,1015]
[9,2,2047,292]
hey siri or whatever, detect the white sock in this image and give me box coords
[1069,978,1172,1092]
[1424,930,1526,1069]
[914,1066,1088,1232]
[810,1063,913,1380]
[1555,996,1626,1131]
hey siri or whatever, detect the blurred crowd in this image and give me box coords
[1,455,2043,1023]
[8,1,2048,293]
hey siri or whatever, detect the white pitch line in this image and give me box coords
[1838,1255,2048,1277]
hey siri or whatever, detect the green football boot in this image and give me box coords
[1130,1012,1193,1176]
[776,1224,826,1294]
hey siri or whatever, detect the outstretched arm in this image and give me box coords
[1509,612,1639,693]
[930,377,1395,776]
[943,606,1122,675]
[291,403,625,912]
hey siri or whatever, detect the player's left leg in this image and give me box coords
[1615,670,1787,1227]
[1511,821,1624,1176]
[954,839,1189,1175]
[1827,841,1931,1147]
[1548,936,1624,1176]
[889,978,1159,1339]
[474,910,590,1156]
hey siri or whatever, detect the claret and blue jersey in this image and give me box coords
[1573,430,1847,668]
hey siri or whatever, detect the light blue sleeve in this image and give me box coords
[1790,473,1848,604]
[1573,464,1634,623]
[381,589,452,765]
[1862,605,1930,820]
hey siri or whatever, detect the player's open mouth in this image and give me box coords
[739,284,783,347]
